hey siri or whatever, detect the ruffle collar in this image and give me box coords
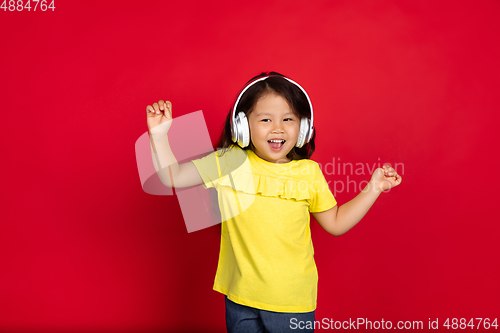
[216,156,320,202]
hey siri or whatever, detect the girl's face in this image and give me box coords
[247,93,300,163]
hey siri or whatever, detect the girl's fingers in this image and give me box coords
[146,100,172,118]
[165,101,172,119]
[378,165,402,188]
[147,105,158,115]
[152,102,160,114]
[383,165,396,177]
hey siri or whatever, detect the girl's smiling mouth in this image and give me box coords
[268,139,286,151]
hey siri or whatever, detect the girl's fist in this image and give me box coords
[370,164,402,192]
[146,100,173,136]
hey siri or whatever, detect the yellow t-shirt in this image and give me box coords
[192,146,337,313]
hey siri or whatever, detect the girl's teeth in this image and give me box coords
[268,140,285,149]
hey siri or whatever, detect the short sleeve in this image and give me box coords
[309,163,337,213]
[191,146,249,189]
[191,150,220,189]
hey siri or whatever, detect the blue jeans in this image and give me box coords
[225,296,316,333]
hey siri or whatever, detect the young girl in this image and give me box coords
[146,72,402,333]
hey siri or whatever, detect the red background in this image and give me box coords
[1,0,499,332]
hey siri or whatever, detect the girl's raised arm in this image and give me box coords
[147,100,203,188]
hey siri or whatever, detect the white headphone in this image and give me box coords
[231,75,314,149]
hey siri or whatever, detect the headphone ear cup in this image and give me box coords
[234,112,250,148]
[296,118,310,148]
[231,112,239,144]
[240,112,250,148]
[308,126,314,144]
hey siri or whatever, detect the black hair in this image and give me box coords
[216,71,316,160]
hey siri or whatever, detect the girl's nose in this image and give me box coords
[271,122,284,133]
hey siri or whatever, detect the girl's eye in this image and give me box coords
[260,118,295,122]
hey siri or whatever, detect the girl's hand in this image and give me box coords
[370,165,402,192]
[146,100,173,136]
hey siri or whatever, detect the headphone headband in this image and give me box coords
[231,75,314,143]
